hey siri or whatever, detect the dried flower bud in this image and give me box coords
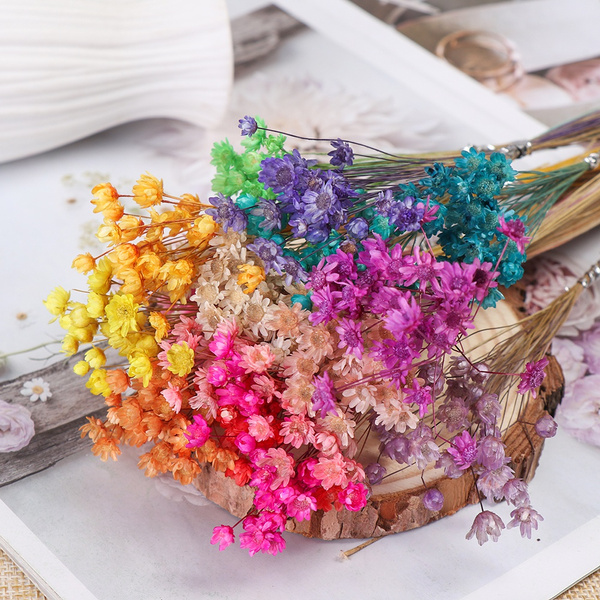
[535,414,558,438]
[423,488,444,511]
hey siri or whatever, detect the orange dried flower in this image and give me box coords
[72,252,97,274]
[106,369,130,394]
[91,437,121,461]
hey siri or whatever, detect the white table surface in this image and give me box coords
[1,8,599,600]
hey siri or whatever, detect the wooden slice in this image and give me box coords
[194,298,564,540]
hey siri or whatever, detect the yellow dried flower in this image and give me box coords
[73,360,90,376]
[187,214,218,247]
[237,264,265,294]
[69,303,94,328]
[105,293,140,337]
[128,353,153,387]
[88,257,113,295]
[85,347,106,369]
[87,291,107,319]
[71,252,97,274]
[71,325,96,343]
[133,173,163,208]
[61,334,79,356]
[158,259,195,303]
[166,341,195,376]
[86,368,111,397]
[44,286,71,319]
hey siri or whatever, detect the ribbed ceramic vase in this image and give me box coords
[0,0,233,162]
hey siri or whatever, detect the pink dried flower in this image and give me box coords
[338,481,369,511]
[507,506,543,539]
[239,343,276,374]
[580,321,600,374]
[497,215,530,253]
[551,337,587,385]
[210,525,235,551]
[287,492,317,521]
[466,510,505,545]
[161,383,183,413]
[185,414,211,448]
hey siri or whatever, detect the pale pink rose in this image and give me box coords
[0,400,35,452]
[524,256,600,336]
[551,337,587,385]
[580,322,600,374]
[556,374,600,447]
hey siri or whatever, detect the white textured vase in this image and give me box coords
[0,0,233,163]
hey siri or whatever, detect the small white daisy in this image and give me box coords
[20,377,52,402]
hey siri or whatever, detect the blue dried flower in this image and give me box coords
[346,216,369,240]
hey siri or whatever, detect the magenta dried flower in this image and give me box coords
[517,357,549,398]
[447,430,478,470]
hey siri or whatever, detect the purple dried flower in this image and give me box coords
[507,506,543,539]
[437,397,470,432]
[466,510,505,545]
[477,465,514,500]
[206,193,248,232]
[502,478,530,507]
[375,189,394,217]
[474,393,502,427]
[365,462,386,485]
[422,488,444,511]
[247,237,286,275]
[346,216,369,240]
[251,198,282,232]
[328,138,354,167]
[238,115,258,137]
[382,433,412,464]
[311,372,336,418]
[477,435,507,470]
[280,255,308,285]
[535,414,558,438]
[259,155,298,194]
[388,196,425,232]
[302,180,342,225]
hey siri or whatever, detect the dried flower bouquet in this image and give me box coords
[46,117,561,556]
